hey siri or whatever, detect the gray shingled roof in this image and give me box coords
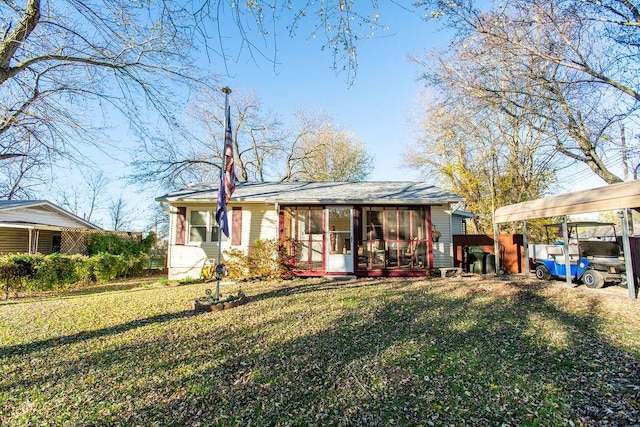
[0,200,47,209]
[156,181,463,205]
[0,199,102,229]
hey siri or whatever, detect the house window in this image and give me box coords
[188,209,220,244]
[52,235,62,253]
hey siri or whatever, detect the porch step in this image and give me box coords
[324,275,357,281]
[439,267,463,278]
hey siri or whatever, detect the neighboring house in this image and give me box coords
[156,181,471,280]
[0,200,101,255]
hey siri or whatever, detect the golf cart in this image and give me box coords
[532,222,626,289]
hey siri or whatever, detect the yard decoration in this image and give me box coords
[194,261,248,312]
[194,287,248,312]
[432,227,441,242]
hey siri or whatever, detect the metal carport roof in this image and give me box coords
[494,180,640,224]
[492,180,640,298]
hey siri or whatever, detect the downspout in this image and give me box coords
[159,201,172,214]
[33,229,39,254]
[275,202,280,239]
[158,201,174,275]
[26,227,38,255]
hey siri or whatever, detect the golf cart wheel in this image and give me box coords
[535,264,551,280]
[582,270,605,289]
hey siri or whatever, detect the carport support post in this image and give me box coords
[561,216,573,288]
[522,221,529,279]
[619,209,637,299]
[493,220,500,275]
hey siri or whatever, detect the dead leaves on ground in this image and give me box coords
[1,276,639,425]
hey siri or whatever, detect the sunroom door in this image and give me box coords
[326,206,353,273]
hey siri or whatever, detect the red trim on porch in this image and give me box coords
[283,205,434,277]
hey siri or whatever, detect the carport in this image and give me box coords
[493,180,640,299]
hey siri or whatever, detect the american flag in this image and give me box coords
[216,106,236,238]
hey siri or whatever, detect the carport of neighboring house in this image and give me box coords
[492,180,640,299]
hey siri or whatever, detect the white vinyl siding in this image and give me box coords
[0,206,87,228]
[167,203,278,280]
[431,205,455,268]
[451,216,464,235]
[0,228,29,254]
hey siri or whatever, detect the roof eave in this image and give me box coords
[158,197,462,205]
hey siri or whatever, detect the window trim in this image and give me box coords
[186,208,222,245]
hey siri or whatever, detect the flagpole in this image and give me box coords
[216,86,232,301]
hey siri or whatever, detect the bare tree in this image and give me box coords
[1,1,391,196]
[0,134,51,199]
[130,87,376,187]
[414,0,639,184]
[0,0,215,197]
[55,170,109,222]
[405,88,557,233]
[108,194,133,231]
[130,88,288,187]
[280,110,334,182]
[192,89,287,183]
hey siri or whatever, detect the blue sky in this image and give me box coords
[50,4,452,230]
[212,4,618,189]
[55,2,616,230]
[214,3,445,182]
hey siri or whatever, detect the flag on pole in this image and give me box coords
[216,106,236,238]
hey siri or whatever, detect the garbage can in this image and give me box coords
[466,246,486,274]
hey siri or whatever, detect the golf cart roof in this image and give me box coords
[544,222,615,228]
[544,222,617,240]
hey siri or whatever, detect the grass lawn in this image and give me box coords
[1,275,639,426]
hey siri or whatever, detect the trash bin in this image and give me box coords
[465,246,486,274]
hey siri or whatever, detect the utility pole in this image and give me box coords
[621,125,629,180]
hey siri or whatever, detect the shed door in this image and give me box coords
[326,206,353,273]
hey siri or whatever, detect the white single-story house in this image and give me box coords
[0,200,101,255]
[156,181,471,279]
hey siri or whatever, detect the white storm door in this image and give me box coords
[326,206,353,273]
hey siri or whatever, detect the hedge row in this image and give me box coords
[0,252,151,298]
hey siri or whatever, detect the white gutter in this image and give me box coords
[0,223,65,231]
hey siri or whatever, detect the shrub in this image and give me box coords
[277,238,296,280]
[222,239,295,281]
[246,239,279,278]
[0,251,155,298]
[222,248,248,280]
[30,254,59,292]
[0,254,34,298]
[29,253,88,291]
[86,232,156,256]
[87,253,124,282]
[123,254,150,277]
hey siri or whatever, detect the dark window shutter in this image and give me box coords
[176,207,186,245]
[232,207,242,246]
